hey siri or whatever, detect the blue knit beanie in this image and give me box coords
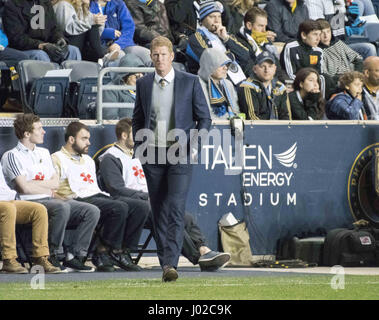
[198,0,223,21]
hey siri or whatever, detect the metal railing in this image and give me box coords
[96,66,155,124]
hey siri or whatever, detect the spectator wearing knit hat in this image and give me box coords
[186,0,250,80]
[165,0,232,41]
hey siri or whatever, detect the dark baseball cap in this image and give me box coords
[256,51,276,65]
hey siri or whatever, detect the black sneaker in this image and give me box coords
[92,253,115,272]
[198,251,231,271]
[109,250,143,271]
[63,257,95,273]
[48,254,68,273]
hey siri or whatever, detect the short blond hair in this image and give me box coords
[150,36,173,53]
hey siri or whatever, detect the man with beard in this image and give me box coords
[1,114,99,272]
[51,122,149,272]
[362,56,379,119]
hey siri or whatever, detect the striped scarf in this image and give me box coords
[208,79,236,118]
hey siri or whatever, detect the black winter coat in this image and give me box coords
[237,76,291,120]
[3,0,63,50]
[265,0,309,43]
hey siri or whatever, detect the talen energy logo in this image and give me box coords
[274,143,298,168]
[199,142,298,208]
[348,143,379,226]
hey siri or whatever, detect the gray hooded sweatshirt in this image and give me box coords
[198,48,240,120]
[103,53,145,120]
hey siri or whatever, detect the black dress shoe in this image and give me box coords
[109,250,142,271]
[92,253,115,272]
[162,266,178,282]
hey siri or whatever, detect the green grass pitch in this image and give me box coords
[1,275,379,300]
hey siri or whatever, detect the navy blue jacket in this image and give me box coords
[132,69,211,151]
[326,92,365,120]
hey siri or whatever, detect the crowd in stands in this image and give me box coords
[0,0,379,120]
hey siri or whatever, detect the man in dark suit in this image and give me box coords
[132,36,211,282]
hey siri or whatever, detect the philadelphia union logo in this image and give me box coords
[348,143,379,226]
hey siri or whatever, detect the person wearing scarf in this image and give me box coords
[186,0,250,74]
[198,47,241,119]
[236,6,286,79]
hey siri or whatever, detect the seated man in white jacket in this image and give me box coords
[51,121,149,272]
[97,118,231,271]
[1,114,99,273]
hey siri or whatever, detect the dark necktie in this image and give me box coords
[159,78,167,88]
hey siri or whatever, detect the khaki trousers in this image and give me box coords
[0,201,49,260]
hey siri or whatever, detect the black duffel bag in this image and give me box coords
[323,220,379,267]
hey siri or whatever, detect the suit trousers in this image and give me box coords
[144,212,207,265]
[0,201,49,260]
[143,151,193,268]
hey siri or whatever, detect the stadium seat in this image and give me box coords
[61,60,101,119]
[18,60,68,117]
[61,60,100,82]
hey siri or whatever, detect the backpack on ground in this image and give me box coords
[323,220,379,267]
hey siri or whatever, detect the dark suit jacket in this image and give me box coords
[132,69,211,151]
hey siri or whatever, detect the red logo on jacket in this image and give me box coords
[132,166,145,179]
[80,172,94,184]
[34,172,45,180]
